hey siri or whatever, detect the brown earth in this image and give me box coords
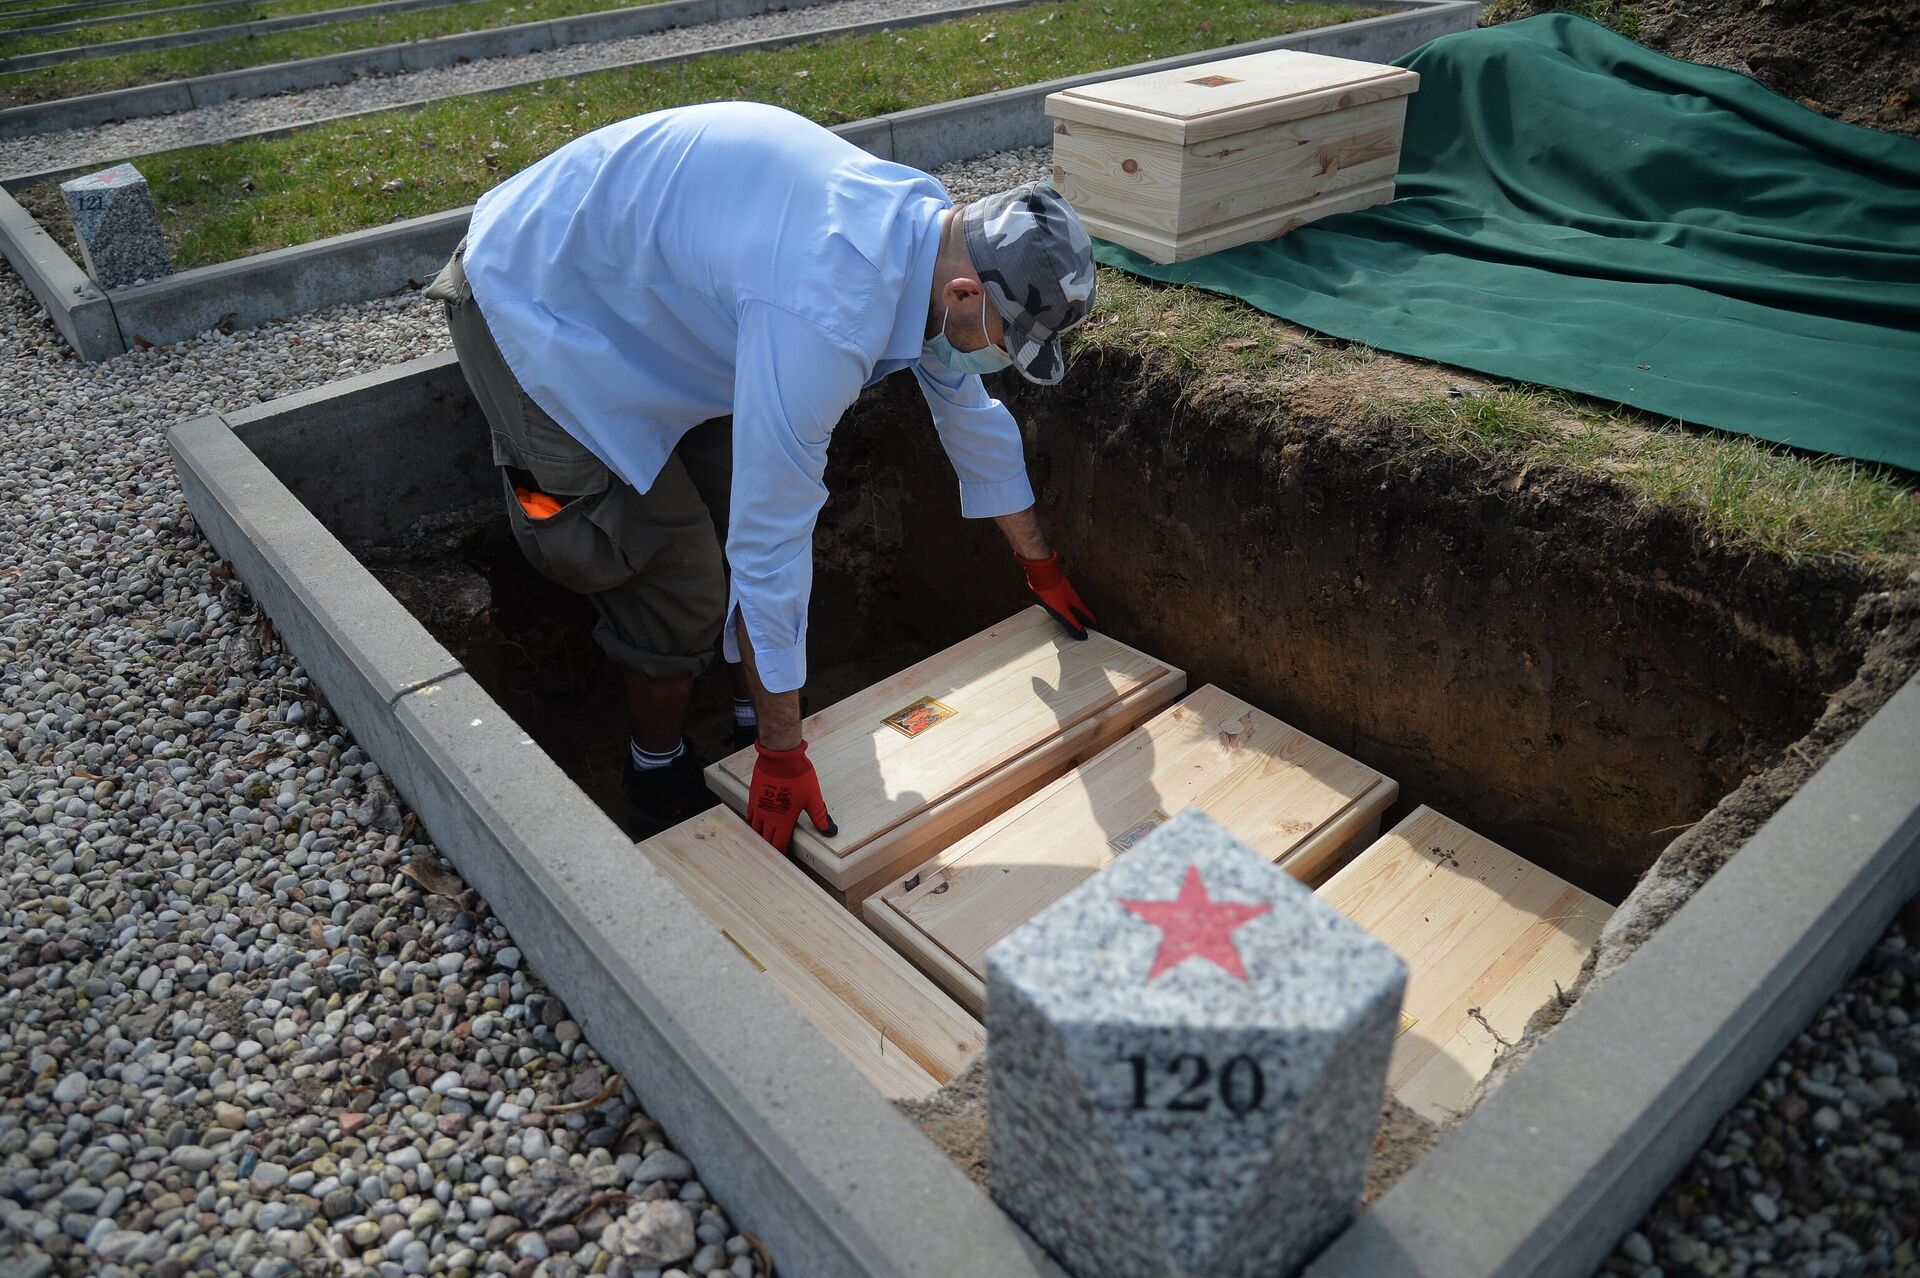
[1486,0,1920,138]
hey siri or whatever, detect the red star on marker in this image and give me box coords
[1119,864,1272,982]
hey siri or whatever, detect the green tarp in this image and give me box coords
[1094,14,1920,473]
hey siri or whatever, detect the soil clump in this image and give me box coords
[1487,0,1920,137]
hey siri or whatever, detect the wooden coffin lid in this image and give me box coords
[869,685,1397,1011]
[635,807,984,1100]
[1046,49,1419,145]
[707,606,1181,882]
[1317,806,1614,1122]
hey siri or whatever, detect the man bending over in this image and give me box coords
[427,101,1099,851]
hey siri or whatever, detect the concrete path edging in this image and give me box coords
[0,0,838,136]
[0,2,1480,360]
[1308,675,1920,1278]
[0,0,473,73]
[167,362,1068,1278]
[3,0,302,33]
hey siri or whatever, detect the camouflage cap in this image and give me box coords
[961,181,1097,385]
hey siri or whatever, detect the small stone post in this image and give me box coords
[59,162,174,290]
[986,809,1406,1278]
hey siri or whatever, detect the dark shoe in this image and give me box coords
[728,721,758,753]
[624,739,711,839]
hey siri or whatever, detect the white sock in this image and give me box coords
[732,698,757,728]
[630,739,685,772]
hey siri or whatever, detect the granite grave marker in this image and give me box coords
[59,162,173,290]
[986,808,1405,1278]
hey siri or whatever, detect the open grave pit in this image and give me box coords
[359,340,1905,893]
[170,299,1920,1274]
[325,330,1916,1157]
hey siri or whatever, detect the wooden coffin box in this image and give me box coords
[865,685,1398,1015]
[1319,806,1614,1122]
[706,606,1186,906]
[635,808,983,1100]
[1046,48,1419,263]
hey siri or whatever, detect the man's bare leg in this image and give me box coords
[622,670,693,753]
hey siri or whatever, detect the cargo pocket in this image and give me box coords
[504,477,638,598]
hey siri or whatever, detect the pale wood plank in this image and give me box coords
[635,808,985,1100]
[1073,179,1397,265]
[1317,807,1613,1123]
[705,606,1185,897]
[1177,101,1407,218]
[1054,110,1403,238]
[1047,49,1417,144]
[866,686,1397,1015]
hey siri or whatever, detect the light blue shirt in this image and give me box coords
[462,102,1035,694]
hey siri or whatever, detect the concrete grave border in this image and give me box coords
[171,352,1920,1278]
[0,2,1478,359]
[168,354,1066,1278]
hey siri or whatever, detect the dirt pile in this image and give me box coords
[1484,0,1920,138]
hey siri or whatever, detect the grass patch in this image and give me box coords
[0,0,470,56]
[1076,271,1920,566]
[0,0,666,104]
[20,0,1369,265]
[0,0,185,21]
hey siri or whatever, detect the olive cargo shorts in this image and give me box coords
[430,246,732,680]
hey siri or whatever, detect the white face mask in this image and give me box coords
[923,290,1015,375]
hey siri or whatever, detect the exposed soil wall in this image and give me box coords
[361,342,1903,912]
[1483,0,1920,139]
[822,351,1885,904]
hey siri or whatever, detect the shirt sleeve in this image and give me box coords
[720,300,871,695]
[912,357,1036,519]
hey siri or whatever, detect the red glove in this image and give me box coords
[1018,551,1097,640]
[747,739,837,854]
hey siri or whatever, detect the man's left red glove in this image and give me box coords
[747,739,837,854]
[1018,551,1097,640]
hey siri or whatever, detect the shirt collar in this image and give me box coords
[882,194,951,362]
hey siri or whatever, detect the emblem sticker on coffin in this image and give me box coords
[882,696,957,738]
[1109,808,1174,855]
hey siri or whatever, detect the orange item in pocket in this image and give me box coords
[514,486,564,520]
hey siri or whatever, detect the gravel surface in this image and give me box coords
[1,135,1911,1278]
[0,277,767,1277]
[3,0,984,178]
[1604,915,1920,1278]
[0,145,1047,1278]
